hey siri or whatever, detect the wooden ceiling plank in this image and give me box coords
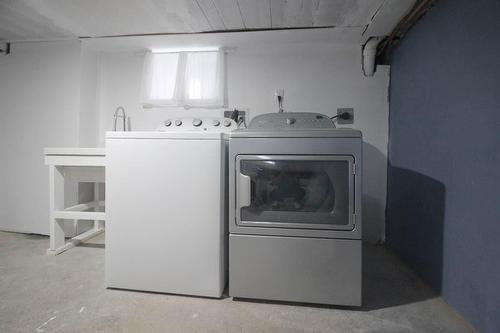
[0,0,75,40]
[141,0,192,33]
[182,0,214,31]
[212,0,244,29]
[155,0,213,33]
[0,15,39,40]
[0,3,72,40]
[270,0,284,28]
[237,0,271,29]
[0,0,403,40]
[313,0,385,27]
[196,0,226,30]
[19,0,91,36]
[282,0,314,28]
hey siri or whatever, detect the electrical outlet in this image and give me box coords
[337,108,354,124]
[224,110,246,122]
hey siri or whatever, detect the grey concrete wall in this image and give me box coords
[387,0,500,332]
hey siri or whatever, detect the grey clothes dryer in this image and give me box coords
[228,112,362,306]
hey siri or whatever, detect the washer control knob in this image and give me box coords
[175,119,182,126]
[192,119,202,127]
[212,119,220,127]
[286,118,296,125]
[223,119,232,127]
[164,120,172,127]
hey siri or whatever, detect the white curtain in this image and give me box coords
[140,50,224,108]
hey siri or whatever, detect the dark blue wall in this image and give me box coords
[387,0,500,331]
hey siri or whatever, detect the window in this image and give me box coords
[140,50,224,108]
[149,53,179,101]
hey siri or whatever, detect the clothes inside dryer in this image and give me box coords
[239,158,351,226]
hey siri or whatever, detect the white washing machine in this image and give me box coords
[105,117,236,298]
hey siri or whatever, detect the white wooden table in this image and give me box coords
[44,148,106,255]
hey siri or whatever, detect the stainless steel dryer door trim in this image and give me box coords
[235,154,355,231]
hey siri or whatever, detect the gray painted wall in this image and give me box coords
[387,0,500,332]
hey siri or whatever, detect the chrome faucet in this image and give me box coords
[113,106,126,131]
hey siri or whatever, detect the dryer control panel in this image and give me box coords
[157,117,237,132]
[248,112,335,130]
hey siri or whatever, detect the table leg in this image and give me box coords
[48,165,65,254]
[93,182,104,231]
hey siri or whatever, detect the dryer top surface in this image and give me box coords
[235,112,361,138]
[248,112,335,130]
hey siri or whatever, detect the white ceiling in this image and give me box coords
[0,0,415,43]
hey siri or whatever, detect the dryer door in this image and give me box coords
[236,155,355,231]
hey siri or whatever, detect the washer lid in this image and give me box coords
[106,131,228,140]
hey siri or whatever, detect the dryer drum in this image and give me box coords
[266,170,334,212]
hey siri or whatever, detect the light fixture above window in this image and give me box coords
[151,46,220,54]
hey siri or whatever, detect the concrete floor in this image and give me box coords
[0,231,474,333]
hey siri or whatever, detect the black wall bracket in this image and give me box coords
[0,42,11,55]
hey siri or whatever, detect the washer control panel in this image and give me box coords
[248,112,335,129]
[158,117,237,132]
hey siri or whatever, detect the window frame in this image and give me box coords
[140,50,225,109]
